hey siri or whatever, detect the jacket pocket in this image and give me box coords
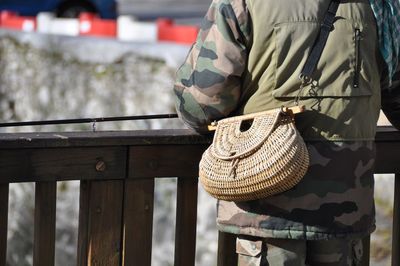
[272,20,372,98]
[236,237,263,257]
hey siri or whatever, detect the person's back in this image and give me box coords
[173,0,400,264]
[240,0,382,141]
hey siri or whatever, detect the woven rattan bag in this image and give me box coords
[199,108,309,201]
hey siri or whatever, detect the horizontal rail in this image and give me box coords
[0,127,398,266]
[0,126,397,149]
[0,129,211,149]
[0,128,398,184]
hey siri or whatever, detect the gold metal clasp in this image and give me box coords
[207,121,218,131]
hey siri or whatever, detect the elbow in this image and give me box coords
[173,88,211,133]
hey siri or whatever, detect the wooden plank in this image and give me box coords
[77,180,90,266]
[360,236,370,266]
[0,126,395,149]
[84,180,124,266]
[130,145,206,178]
[174,177,198,266]
[0,147,126,183]
[392,174,400,266]
[217,232,237,266]
[122,179,154,266]
[0,127,396,149]
[0,129,210,149]
[375,142,400,173]
[0,184,8,266]
[33,181,57,266]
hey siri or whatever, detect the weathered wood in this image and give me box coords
[77,180,90,266]
[79,180,124,266]
[122,179,154,266]
[0,147,126,183]
[360,236,370,266]
[174,178,198,266]
[130,145,206,178]
[217,232,237,266]
[0,184,8,266]
[33,181,57,266]
[0,129,210,149]
[392,174,400,266]
[0,127,397,150]
[375,142,400,173]
[0,127,397,266]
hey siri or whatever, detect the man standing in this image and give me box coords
[174,0,400,264]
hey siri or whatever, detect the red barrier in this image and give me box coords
[79,13,116,38]
[157,19,199,45]
[0,11,36,32]
[0,11,197,44]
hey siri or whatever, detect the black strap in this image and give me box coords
[300,0,341,81]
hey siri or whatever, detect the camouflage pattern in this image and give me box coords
[306,238,363,266]
[173,0,393,141]
[173,0,251,132]
[236,236,363,265]
[236,236,265,265]
[172,0,387,243]
[217,141,376,240]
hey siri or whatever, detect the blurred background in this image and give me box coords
[0,0,395,265]
[0,0,210,20]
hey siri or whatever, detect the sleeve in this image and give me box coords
[173,0,251,132]
[381,66,400,130]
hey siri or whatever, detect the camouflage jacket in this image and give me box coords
[173,0,400,239]
[173,0,400,138]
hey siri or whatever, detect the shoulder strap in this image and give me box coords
[300,0,341,81]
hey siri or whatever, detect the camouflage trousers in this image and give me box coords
[236,235,364,266]
[217,141,376,240]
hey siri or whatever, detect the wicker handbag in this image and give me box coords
[199,108,309,201]
[198,0,341,201]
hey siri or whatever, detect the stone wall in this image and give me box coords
[0,29,393,266]
[0,29,189,132]
[0,30,220,266]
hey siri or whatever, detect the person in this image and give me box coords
[173,0,400,265]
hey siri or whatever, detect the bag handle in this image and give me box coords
[207,106,304,131]
[210,109,282,160]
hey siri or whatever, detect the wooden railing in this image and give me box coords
[0,127,398,266]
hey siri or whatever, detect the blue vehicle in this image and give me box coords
[0,0,117,19]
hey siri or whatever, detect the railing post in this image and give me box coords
[217,232,237,266]
[77,180,90,266]
[0,184,9,266]
[33,181,57,266]
[174,177,198,266]
[392,173,400,266]
[122,179,154,266]
[77,180,124,266]
[360,236,370,266]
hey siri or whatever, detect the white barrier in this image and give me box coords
[3,12,196,44]
[117,16,157,42]
[37,13,79,36]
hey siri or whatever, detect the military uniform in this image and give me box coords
[173,0,400,264]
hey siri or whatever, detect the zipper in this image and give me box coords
[354,28,361,88]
